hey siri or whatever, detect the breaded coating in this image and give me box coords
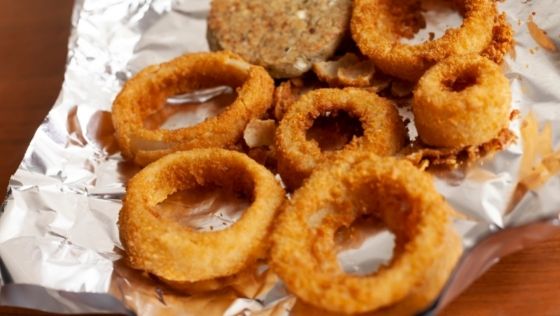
[119,149,285,284]
[412,54,511,148]
[112,51,274,166]
[351,0,496,81]
[270,152,462,314]
[275,88,406,190]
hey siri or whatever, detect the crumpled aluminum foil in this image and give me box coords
[0,0,559,315]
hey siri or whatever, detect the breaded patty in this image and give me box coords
[207,0,352,78]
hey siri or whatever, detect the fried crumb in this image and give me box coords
[527,16,558,52]
[428,32,435,41]
[482,13,515,63]
[272,77,323,121]
[403,129,516,171]
[313,53,376,87]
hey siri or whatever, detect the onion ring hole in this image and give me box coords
[443,69,479,92]
[306,110,365,152]
[335,215,396,276]
[143,86,237,130]
[152,184,252,232]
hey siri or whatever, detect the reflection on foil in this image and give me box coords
[153,187,250,232]
[335,218,395,276]
[338,231,395,276]
[0,0,560,315]
[166,86,233,105]
[109,260,293,316]
[145,86,236,130]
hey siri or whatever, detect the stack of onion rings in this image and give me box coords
[275,88,406,189]
[112,51,274,166]
[119,148,284,285]
[412,54,511,148]
[351,0,496,81]
[270,152,462,314]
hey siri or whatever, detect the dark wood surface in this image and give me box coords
[0,1,559,315]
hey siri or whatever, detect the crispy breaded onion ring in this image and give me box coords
[119,149,284,283]
[275,88,406,189]
[270,152,461,314]
[351,0,496,81]
[412,54,511,148]
[290,224,462,315]
[112,51,274,166]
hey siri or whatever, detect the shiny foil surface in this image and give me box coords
[0,0,559,315]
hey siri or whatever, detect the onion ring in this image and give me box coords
[275,88,406,189]
[112,51,274,166]
[119,149,284,283]
[270,152,461,314]
[351,0,496,81]
[290,225,462,315]
[412,54,511,148]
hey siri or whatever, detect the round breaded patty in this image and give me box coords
[207,0,352,78]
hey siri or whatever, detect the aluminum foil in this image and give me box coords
[1,0,560,315]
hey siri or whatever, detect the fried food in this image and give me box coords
[404,128,516,170]
[290,224,462,316]
[412,54,511,148]
[272,77,323,121]
[112,51,274,166]
[313,53,376,87]
[270,152,461,314]
[351,0,496,81]
[482,13,515,64]
[527,15,558,52]
[119,149,285,284]
[207,0,352,78]
[275,88,406,189]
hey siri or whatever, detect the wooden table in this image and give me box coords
[0,1,559,315]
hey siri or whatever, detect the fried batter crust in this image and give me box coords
[412,54,511,148]
[119,149,285,283]
[351,0,496,81]
[270,152,461,314]
[275,88,406,189]
[112,51,274,166]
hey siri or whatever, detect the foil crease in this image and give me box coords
[0,0,559,315]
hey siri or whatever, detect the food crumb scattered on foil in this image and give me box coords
[527,15,558,52]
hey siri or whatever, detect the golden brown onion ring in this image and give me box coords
[275,88,406,189]
[270,152,461,314]
[290,225,462,316]
[112,51,274,166]
[351,0,496,81]
[119,149,284,283]
[412,54,511,148]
